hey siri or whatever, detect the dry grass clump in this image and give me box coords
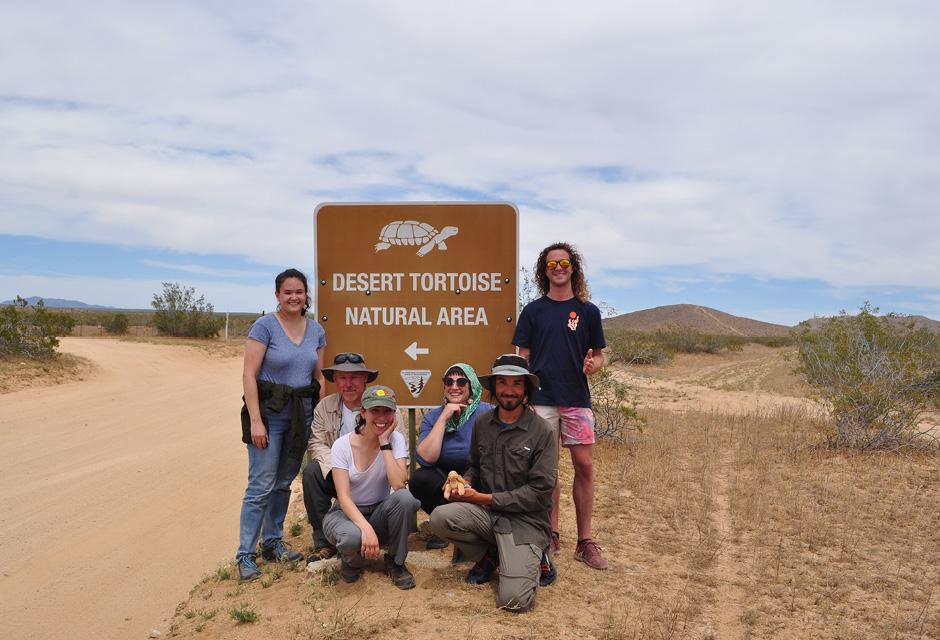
[729,406,940,639]
[0,352,95,394]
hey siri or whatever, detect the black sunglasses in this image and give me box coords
[333,352,364,365]
[443,376,470,388]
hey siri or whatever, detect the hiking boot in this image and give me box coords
[306,545,337,563]
[465,546,498,585]
[384,554,416,590]
[426,534,449,550]
[260,539,303,563]
[574,539,608,570]
[237,556,260,582]
[340,559,362,584]
[550,530,561,555]
[539,550,557,587]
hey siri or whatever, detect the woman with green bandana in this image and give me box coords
[413,363,495,549]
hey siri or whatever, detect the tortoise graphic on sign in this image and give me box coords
[374,220,459,257]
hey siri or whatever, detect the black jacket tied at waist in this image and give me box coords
[240,380,320,460]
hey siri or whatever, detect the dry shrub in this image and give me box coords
[795,304,940,451]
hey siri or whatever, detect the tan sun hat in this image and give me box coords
[322,352,379,383]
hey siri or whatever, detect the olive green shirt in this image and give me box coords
[465,407,558,547]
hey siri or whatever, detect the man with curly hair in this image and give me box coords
[512,242,609,570]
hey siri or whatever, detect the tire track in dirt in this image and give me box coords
[705,444,747,640]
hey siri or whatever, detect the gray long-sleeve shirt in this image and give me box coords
[465,407,558,547]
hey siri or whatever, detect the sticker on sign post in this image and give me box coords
[400,370,432,399]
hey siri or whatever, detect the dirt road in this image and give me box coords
[0,338,247,640]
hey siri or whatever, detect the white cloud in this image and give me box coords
[2,0,940,297]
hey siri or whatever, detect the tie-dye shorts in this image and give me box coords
[533,405,595,446]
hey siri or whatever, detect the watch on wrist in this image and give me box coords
[379,443,393,451]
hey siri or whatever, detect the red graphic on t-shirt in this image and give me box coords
[568,312,580,331]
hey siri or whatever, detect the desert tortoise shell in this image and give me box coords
[377,220,437,247]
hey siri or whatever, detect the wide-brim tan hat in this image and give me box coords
[477,354,540,389]
[322,352,379,383]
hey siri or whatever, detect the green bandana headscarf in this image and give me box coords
[444,362,482,433]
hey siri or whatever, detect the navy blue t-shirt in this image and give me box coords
[512,296,606,407]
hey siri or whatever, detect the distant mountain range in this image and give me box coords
[0,296,115,309]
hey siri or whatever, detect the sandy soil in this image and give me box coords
[0,338,246,640]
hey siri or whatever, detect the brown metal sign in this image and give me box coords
[314,202,518,407]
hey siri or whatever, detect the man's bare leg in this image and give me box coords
[569,444,594,539]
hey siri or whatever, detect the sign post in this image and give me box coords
[314,202,518,410]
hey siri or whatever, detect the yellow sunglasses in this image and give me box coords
[546,259,572,270]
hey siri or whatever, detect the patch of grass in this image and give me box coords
[0,352,95,394]
[290,522,304,537]
[321,569,339,587]
[229,604,259,624]
[215,564,232,581]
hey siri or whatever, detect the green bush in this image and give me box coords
[794,303,940,450]
[605,329,673,365]
[151,282,224,338]
[589,367,644,441]
[0,297,76,358]
[105,312,129,335]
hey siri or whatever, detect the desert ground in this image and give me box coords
[3,339,939,639]
[0,337,247,640]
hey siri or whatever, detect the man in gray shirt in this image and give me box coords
[430,354,557,612]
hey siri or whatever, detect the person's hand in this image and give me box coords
[359,524,380,560]
[448,485,481,504]
[443,403,467,419]
[250,419,268,449]
[582,348,597,375]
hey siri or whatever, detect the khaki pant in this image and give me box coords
[430,503,541,612]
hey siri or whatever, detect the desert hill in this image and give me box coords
[604,304,791,337]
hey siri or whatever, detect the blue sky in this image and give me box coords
[2,1,939,324]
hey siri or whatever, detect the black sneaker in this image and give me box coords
[384,554,416,590]
[260,539,303,563]
[340,560,362,584]
[426,534,449,550]
[237,556,260,582]
[539,550,556,587]
[465,546,498,585]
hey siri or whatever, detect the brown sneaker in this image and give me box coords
[306,546,337,563]
[574,539,608,570]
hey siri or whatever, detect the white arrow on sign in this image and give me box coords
[404,341,430,361]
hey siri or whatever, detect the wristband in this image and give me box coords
[379,443,393,451]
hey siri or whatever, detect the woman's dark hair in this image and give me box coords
[275,268,311,315]
[444,366,466,379]
[354,413,366,434]
[534,242,589,303]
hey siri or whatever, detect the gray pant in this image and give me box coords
[322,488,420,567]
[429,503,541,612]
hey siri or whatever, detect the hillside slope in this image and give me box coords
[604,304,791,336]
